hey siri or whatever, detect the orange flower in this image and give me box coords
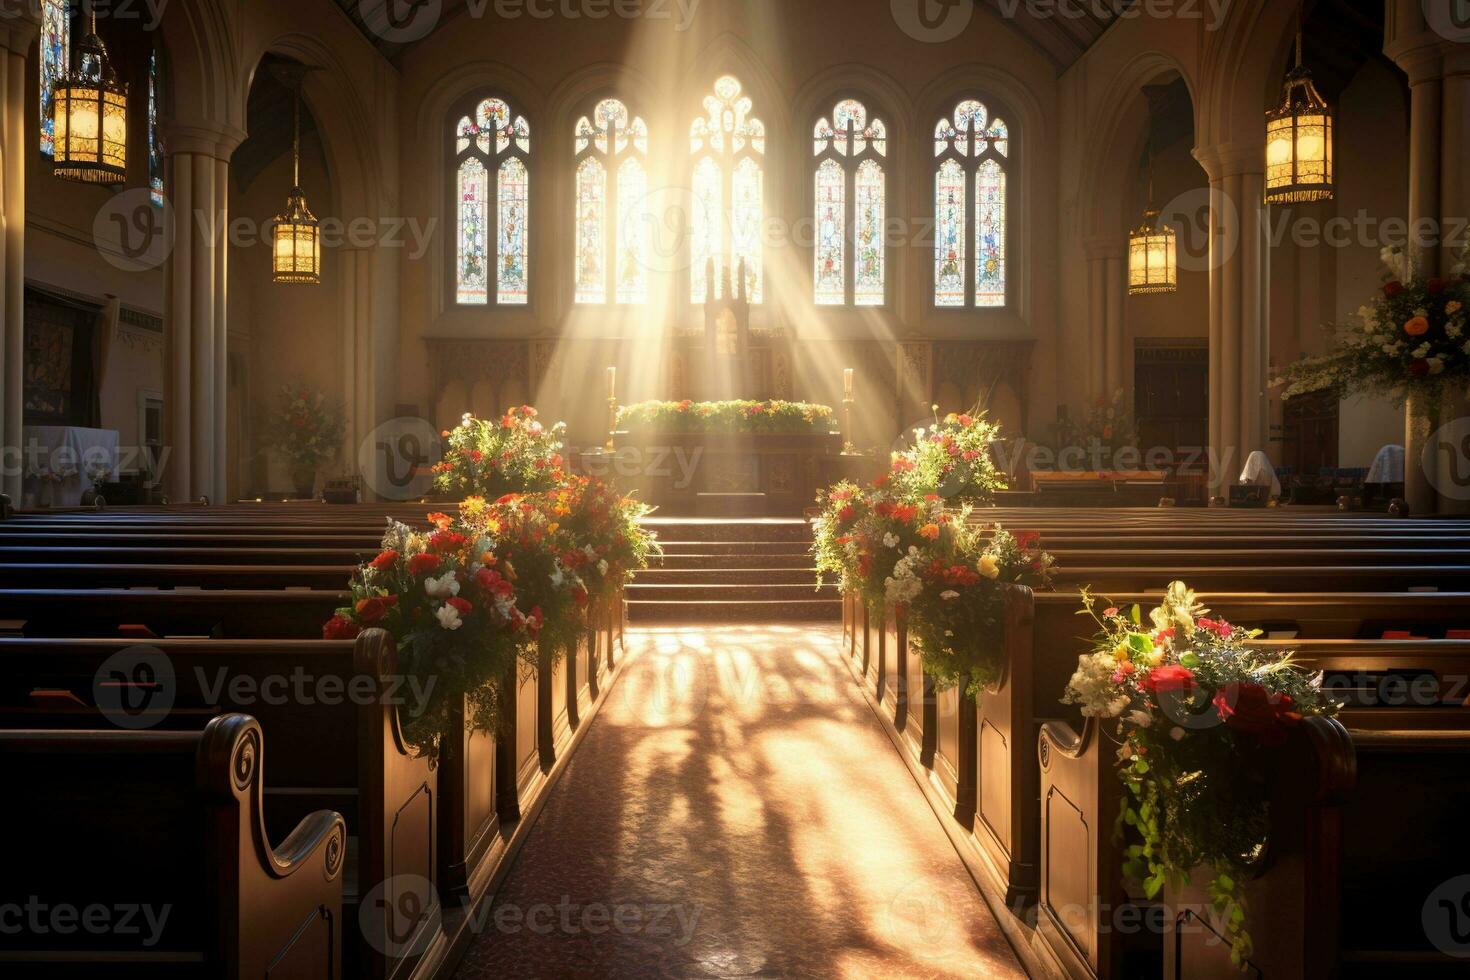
[426,511,453,529]
[1404,316,1431,336]
[918,523,940,540]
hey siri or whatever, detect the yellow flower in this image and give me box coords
[978,555,1000,580]
[1112,641,1133,664]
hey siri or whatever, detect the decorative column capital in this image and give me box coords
[1192,141,1266,183]
[0,1,39,53]
[162,121,248,162]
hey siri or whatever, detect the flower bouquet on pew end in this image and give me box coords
[1062,581,1340,968]
[549,475,661,604]
[892,409,1008,503]
[432,406,567,499]
[322,494,589,761]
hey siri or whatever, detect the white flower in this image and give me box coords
[597,559,609,576]
[1127,709,1154,728]
[424,571,460,599]
[1448,321,1463,339]
[1065,652,1130,718]
[435,603,463,630]
[1429,357,1446,375]
[1413,342,1432,359]
[882,533,900,549]
[940,589,960,600]
[550,565,565,588]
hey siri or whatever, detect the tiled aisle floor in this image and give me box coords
[455,624,1028,979]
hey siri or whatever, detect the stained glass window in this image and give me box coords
[689,76,765,303]
[40,0,69,156]
[452,96,531,306]
[933,98,1009,307]
[812,99,887,305]
[148,49,163,207]
[572,98,649,304]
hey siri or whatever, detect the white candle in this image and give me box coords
[843,368,854,400]
[607,366,617,399]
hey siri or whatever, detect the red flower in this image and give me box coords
[1384,280,1405,298]
[408,553,442,576]
[354,594,398,624]
[429,530,468,553]
[465,450,484,463]
[1142,664,1196,695]
[1196,617,1234,638]
[1427,277,1449,296]
[1013,531,1041,552]
[837,505,856,522]
[368,549,399,571]
[1214,682,1301,746]
[322,614,360,640]
[445,596,473,615]
[1411,358,1431,377]
[475,566,514,597]
[426,512,453,529]
[891,504,918,524]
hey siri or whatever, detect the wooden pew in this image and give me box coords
[0,630,448,980]
[0,588,345,637]
[0,564,352,590]
[0,713,346,977]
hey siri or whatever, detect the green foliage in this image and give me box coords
[432,406,566,499]
[617,399,835,434]
[265,385,345,467]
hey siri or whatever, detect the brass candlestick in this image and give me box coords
[842,396,857,455]
[606,395,618,453]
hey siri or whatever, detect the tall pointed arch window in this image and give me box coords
[689,75,765,303]
[933,98,1009,308]
[813,98,887,306]
[453,97,531,306]
[40,0,70,155]
[574,98,650,305]
[148,48,163,206]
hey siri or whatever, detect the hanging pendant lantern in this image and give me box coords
[1265,18,1334,204]
[1128,119,1176,296]
[271,77,320,284]
[52,8,128,184]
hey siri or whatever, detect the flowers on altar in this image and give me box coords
[1275,243,1470,404]
[433,407,567,499]
[265,384,345,467]
[1052,388,1138,461]
[616,399,835,435]
[1062,582,1339,968]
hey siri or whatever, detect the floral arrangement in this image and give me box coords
[901,525,1055,696]
[265,385,345,467]
[1062,582,1339,967]
[323,503,544,760]
[617,399,836,435]
[1053,388,1138,461]
[1276,244,1470,405]
[891,409,1007,502]
[432,407,567,499]
[549,475,662,602]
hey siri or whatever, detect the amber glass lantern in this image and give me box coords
[1265,30,1334,204]
[1128,208,1177,296]
[52,11,128,184]
[271,82,320,284]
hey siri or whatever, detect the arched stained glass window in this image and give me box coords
[40,0,69,156]
[453,96,531,306]
[573,98,650,305]
[812,98,887,306]
[689,75,765,303]
[933,98,1009,308]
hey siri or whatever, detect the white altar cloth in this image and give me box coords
[1366,444,1405,484]
[22,426,120,507]
[1238,450,1281,497]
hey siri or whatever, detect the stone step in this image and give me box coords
[625,582,838,603]
[636,567,818,585]
[626,598,841,623]
[641,519,812,543]
[656,540,812,557]
[654,552,812,569]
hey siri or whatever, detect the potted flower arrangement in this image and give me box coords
[891,409,1008,503]
[616,399,836,435]
[1062,582,1339,967]
[1275,244,1470,511]
[266,385,345,499]
[1052,388,1139,470]
[432,407,566,499]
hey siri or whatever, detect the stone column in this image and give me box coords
[1083,238,1125,403]
[163,125,242,505]
[0,8,37,503]
[1386,5,1470,512]
[1195,143,1271,493]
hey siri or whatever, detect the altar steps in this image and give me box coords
[629,519,839,623]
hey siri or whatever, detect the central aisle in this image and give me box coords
[455,624,1028,979]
